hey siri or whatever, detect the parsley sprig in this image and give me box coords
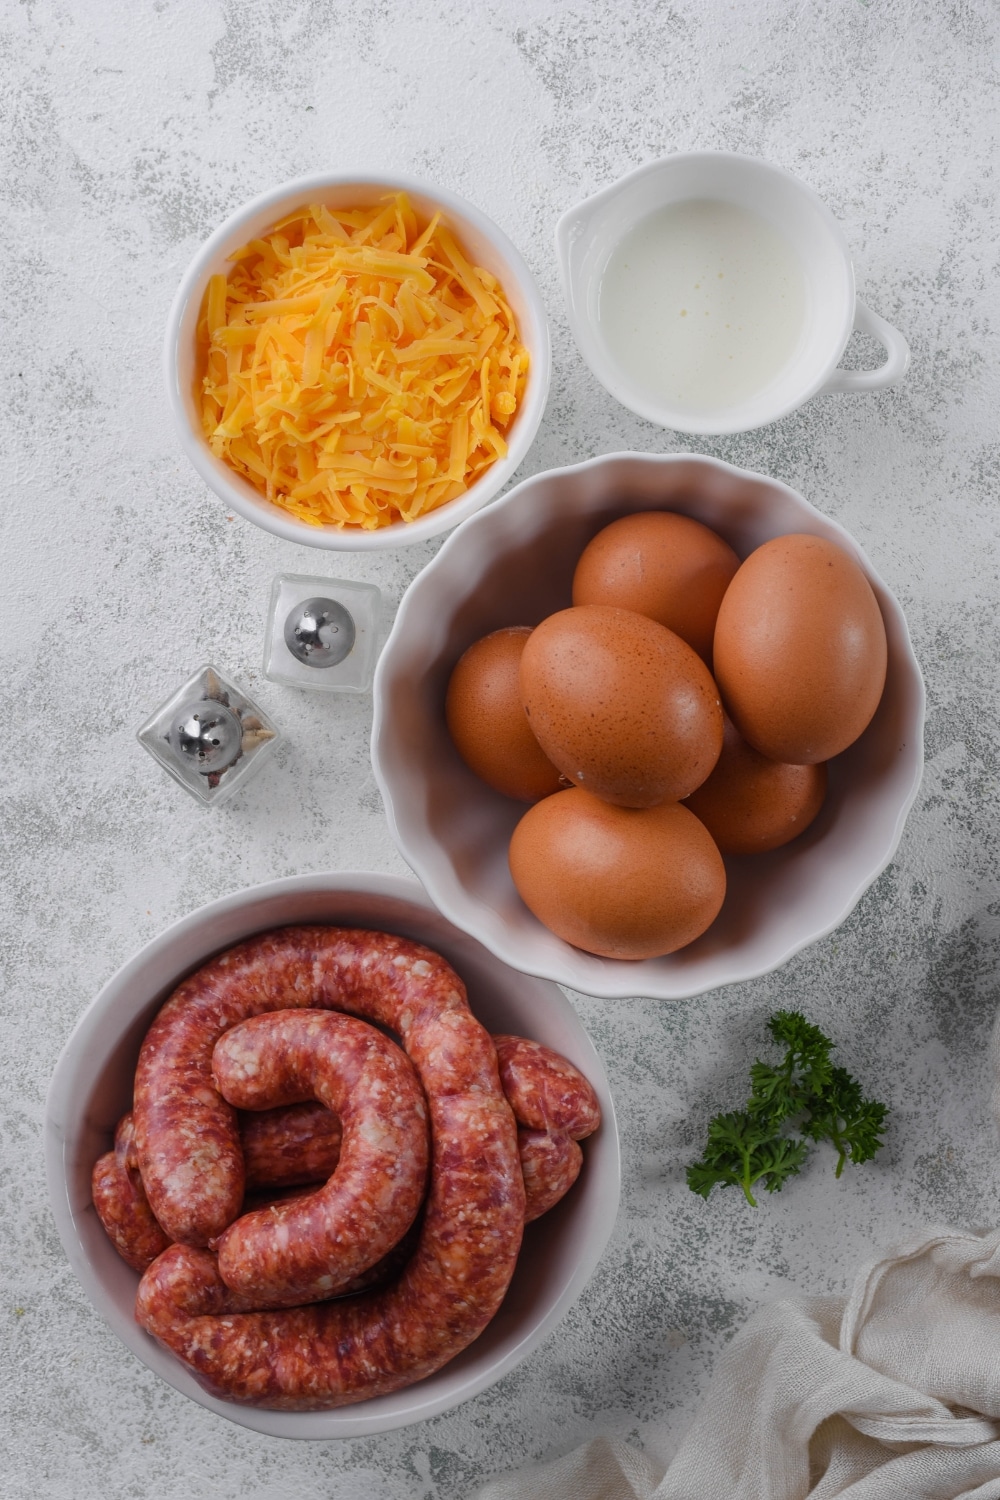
[686,1010,888,1207]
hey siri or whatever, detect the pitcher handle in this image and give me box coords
[821,298,910,394]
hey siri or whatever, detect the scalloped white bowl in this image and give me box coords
[164,173,551,551]
[45,872,618,1438]
[372,453,925,999]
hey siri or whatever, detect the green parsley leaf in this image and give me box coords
[801,1065,888,1176]
[687,1011,888,1206]
[684,1110,809,1206]
[746,1060,798,1124]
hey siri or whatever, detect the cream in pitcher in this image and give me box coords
[597,199,807,415]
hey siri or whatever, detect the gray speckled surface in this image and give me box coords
[3,1,999,1495]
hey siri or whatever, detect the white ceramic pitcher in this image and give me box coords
[556,152,910,436]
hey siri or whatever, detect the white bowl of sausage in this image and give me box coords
[371,451,925,999]
[45,871,619,1438]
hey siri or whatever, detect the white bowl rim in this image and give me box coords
[163,172,552,551]
[44,869,619,1438]
[371,450,926,999]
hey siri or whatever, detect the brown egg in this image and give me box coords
[519,605,723,808]
[446,627,563,802]
[573,510,740,661]
[713,534,888,764]
[509,788,726,959]
[683,717,828,854]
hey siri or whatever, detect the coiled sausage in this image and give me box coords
[210,1010,428,1304]
[134,927,524,1407]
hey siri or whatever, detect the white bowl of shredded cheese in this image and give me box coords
[165,174,551,550]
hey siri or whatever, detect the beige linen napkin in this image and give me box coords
[478,1228,1000,1499]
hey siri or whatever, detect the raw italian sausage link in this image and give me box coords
[492,1034,601,1139]
[116,1102,342,1191]
[92,1115,171,1274]
[210,1010,428,1304]
[518,1128,584,1223]
[491,1034,598,1219]
[134,927,524,1407]
[241,1101,342,1189]
[218,1208,424,1306]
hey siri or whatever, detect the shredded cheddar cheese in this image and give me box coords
[197,194,530,530]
